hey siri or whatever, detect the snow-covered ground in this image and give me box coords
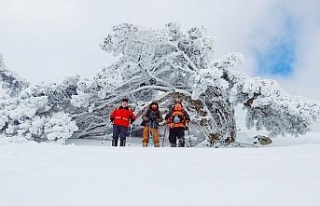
[1,132,320,206]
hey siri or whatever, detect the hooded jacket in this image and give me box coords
[141,102,163,128]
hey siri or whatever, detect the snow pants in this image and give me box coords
[112,125,128,147]
[142,126,160,147]
[168,127,185,147]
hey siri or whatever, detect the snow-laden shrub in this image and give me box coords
[0,91,77,141]
[43,112,78,142]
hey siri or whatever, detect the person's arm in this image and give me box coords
[110,108,117,122]
[156,111,163,123]
[184,111,190,122]
[165,112,171,124]
[142,110,150,122]
[129,109,136,124]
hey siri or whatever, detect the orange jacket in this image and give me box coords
[110,106,136,128]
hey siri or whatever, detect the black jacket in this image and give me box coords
[141,103,163,128]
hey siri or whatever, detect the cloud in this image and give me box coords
[0,0,320,102]
[254,0,320,100]
[223,0,320,100]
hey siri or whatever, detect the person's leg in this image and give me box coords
[177,128,185,147]
[168,128,178,147]
[119,126,128,147]
[152,128,160,147]
[112,125,120,146]
[142,126,149,147]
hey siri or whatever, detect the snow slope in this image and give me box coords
[1,134,320,206]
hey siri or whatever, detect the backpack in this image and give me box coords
[170,103,186,124]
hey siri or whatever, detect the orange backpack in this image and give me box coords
[168,103,186,125]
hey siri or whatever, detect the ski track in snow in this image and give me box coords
[0,134,320,206]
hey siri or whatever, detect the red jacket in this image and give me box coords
[110,106,136,128]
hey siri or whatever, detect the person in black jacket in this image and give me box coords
[141,102,163,147]
[165,102,190,147]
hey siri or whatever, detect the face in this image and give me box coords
[151,104,158,110]
[121,101,128,107]
[174,103,182,111]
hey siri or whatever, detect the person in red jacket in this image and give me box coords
[110,98,136,146]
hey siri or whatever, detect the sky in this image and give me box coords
[0,0,320,100]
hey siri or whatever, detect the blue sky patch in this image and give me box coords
[254,18,297,77]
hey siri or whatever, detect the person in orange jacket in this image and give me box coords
[141,102,163,147]
[110,98,136,147]
[165,101,190,147]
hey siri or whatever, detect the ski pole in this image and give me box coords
[102,123,112,145]
[128,125,133,147]
[149,121,154,147]
[162,125,167,147]
[101,135,106,145]
[187,128,192,147]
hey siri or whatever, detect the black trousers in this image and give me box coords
[112,125,128,146]
[168,127,185,147]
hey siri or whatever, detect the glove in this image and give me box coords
[185,122,189,130]
[151,116,157,121]
[142,116,149,121]
[158,121,165,126]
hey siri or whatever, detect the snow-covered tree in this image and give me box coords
[239,78,320,137]
[0,54,29,96]
[86,22,320,145]
[1,22,320,146]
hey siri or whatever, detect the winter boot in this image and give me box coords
[143,142,148,147]
[170,143,177,147]
[154,143,160,147]
[178,138,185,147]
[223,137,232,146]
[120,138,126,147]
[112,138,118,146]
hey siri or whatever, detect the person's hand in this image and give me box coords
[151,116,157,121]
[158,121,165,126]
[108,123,113,129]
[142,116,149,121]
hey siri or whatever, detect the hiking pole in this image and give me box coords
[128,125,133,147]
[149,121,154,147]
[162,125,167,147]
[101,135,106,145]
[187,127,192,147]
[102,123,112,145]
